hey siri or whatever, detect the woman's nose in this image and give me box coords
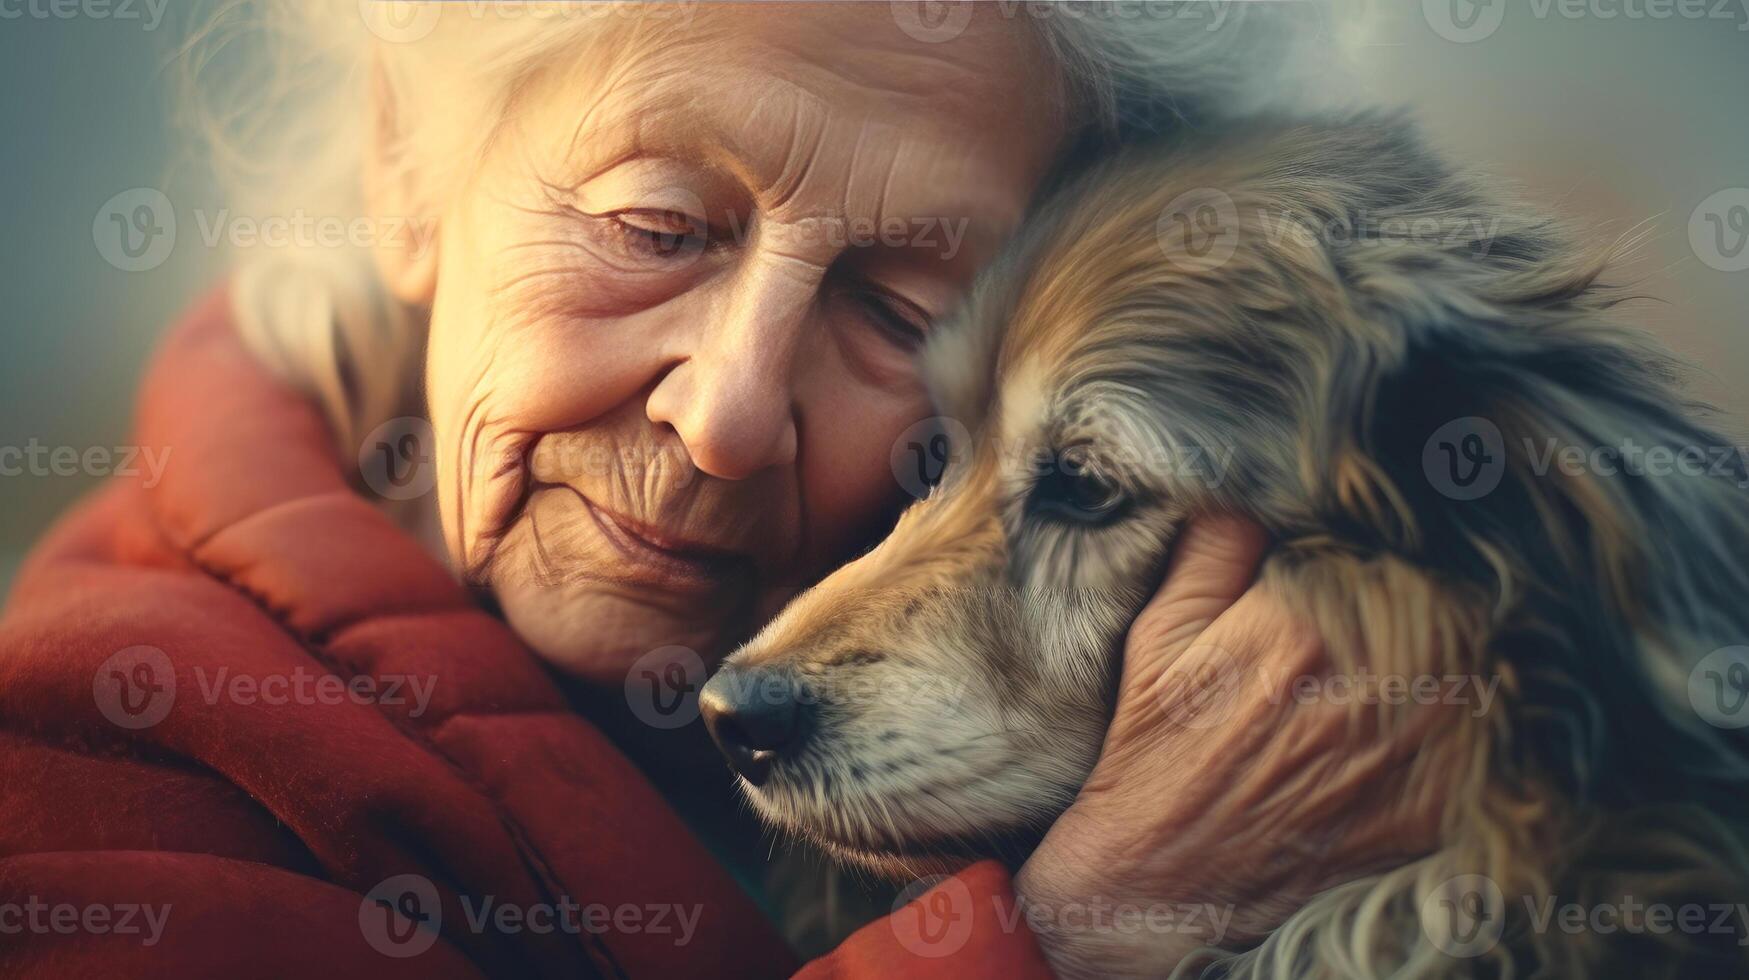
[645,256,814,480]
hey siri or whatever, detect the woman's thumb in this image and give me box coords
[1125,514,1270,665]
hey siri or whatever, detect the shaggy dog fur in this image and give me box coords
[703,114,1749,977]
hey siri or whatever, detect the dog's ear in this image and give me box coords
[1323,282,1749,807]
[1253,115,1749,804]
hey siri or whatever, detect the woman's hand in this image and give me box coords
[1014,516,1446,978]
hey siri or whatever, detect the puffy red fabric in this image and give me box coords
[0,289,1054,979]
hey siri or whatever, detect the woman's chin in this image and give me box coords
[480,513,755,683]
[494,575,736,685]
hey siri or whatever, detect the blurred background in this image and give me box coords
[1,0,1745,593]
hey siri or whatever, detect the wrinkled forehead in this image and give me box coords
[519,6,1061,205]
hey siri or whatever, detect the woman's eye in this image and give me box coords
[609,209,709,260]
[1027,460,1130,527]
[852,289,930,351]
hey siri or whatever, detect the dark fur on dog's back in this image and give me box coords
[714,114,1749,977]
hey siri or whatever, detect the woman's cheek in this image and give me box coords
[796,386,927,572]
[782,316,936,571]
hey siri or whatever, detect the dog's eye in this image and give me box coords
[1027,463,1130,527]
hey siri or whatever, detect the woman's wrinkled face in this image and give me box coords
[416,7,1063,682]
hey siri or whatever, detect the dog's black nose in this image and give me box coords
[700,666,805,786]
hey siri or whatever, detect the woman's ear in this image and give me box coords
[363,53,439,306]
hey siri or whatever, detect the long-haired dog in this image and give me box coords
[700,114,1749,976]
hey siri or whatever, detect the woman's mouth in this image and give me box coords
[571,489,750,594]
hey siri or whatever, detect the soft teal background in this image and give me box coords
[1,4,230,590]
[1,2,1745,591]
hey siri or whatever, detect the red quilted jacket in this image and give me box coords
[0,289,1053,979]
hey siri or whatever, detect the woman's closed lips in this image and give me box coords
[523,483,757,597]
[578,488,752,588]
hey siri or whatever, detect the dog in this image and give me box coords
[700,114,1749,976]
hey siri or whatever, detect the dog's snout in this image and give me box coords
[700,666,807,786]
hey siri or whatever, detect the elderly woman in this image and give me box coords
[0,3,1422,977]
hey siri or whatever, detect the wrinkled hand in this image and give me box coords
[1015,516,1446,978]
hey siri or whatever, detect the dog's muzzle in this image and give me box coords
[700,665,809,786]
